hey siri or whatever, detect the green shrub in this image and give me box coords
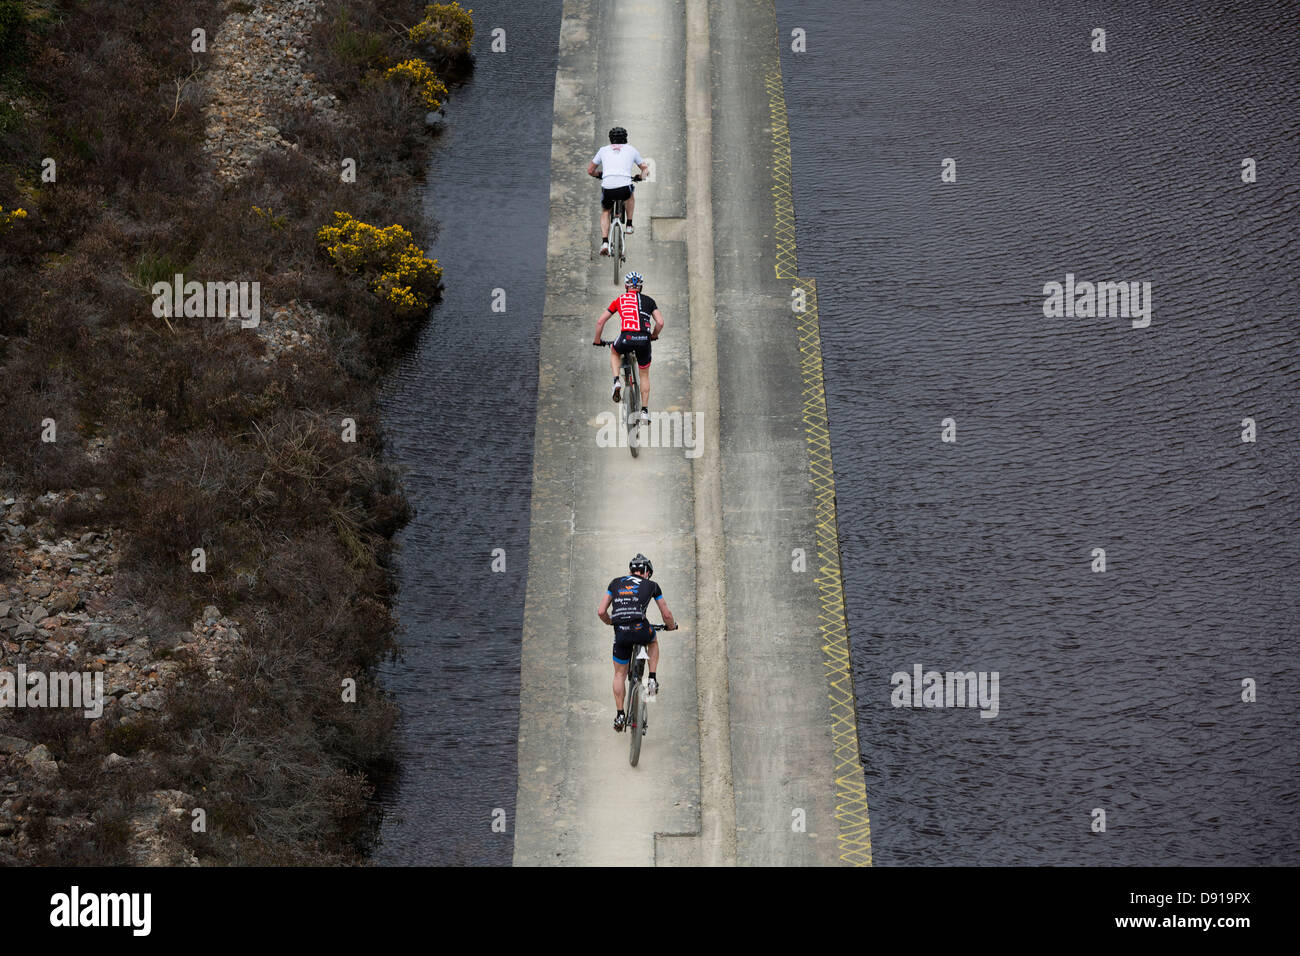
[326,7,387,72]
[131,250,187,289]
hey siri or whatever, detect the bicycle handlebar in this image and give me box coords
[649,623,678,632]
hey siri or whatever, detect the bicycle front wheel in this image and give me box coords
[628,680,643,766]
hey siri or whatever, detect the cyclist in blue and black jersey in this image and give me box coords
[596,553,678,732]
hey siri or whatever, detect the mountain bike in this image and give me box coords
[608,194,627,286]
[601,175,641,286]
[626,623,670,767]
[596,339,642,457]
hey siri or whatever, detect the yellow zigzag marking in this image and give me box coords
[765,66,873,867]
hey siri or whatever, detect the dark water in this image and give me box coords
[374,0,1299,866]
[372,0,562,866]
[775,0,1300,863]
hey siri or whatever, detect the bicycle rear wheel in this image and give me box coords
[610,215,623,286]
[624,360,640,457]
[628,679,643,766]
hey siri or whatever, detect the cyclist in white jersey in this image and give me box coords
[586,126,649,256]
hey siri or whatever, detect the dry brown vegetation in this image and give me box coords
[0,0,461,864]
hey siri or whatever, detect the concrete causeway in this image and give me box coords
[514,0,870,866]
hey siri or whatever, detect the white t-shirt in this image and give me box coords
[592,144,644,188]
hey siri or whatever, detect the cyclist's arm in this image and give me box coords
[597,592,614,625]
[593,309,615,345]
[637,161,649,179]
[650,308,664,341]
[654,595,677,630]
[586,160,602,179]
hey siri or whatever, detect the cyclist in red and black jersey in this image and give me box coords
[592,271,664,424]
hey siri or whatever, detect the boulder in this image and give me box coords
[24,745,59,780]
[47,591,80,614]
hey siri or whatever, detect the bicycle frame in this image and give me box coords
[628,646,650,706]
[609,197,627,284]
[600,177,637,283]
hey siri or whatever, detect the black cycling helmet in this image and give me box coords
[609,126,628,144]
[629,553,653,576]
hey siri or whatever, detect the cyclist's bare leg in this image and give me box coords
[639,364,651,409]
[609,345,622,380]
[613,661,629,710]
[626,193,636,226]
[600,207,612,241]
[648,639,659,673]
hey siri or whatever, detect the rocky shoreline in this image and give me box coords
[205,0,338,182]
[1,491,237,863]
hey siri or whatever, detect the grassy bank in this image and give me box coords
[0,0,473,864]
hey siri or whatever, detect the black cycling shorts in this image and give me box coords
[601,184,634,210]
[612,620,655,664]
[613,331,651,369]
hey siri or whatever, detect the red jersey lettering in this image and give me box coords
[611,292,645,334]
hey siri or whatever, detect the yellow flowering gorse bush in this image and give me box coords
[384,58,449,111]
[317,212,441,317]
[410,3,475,57]
[1,205,28,230]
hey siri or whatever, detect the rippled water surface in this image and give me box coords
[375,0,1298,866]
[775,0,1300,864]
[372,0,563,866]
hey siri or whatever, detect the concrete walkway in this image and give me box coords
[514,0,869,866]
